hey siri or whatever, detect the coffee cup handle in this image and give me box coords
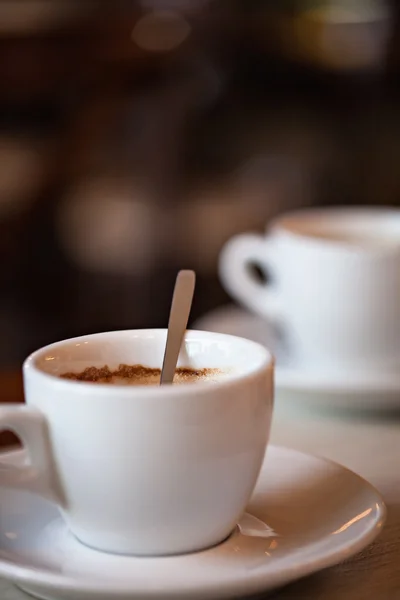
[219,233,283,321]
[0,405,60,502]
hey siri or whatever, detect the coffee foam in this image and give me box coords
[60,364,224,385]
[281,213,400,249]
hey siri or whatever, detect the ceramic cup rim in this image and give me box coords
[268,206,400,256]
[23,329,274,399]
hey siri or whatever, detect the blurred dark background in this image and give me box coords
[1,0,399,369]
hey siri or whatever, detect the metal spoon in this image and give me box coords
[160,270,196,385]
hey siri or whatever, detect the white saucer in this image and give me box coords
[195,305,400,411]
[0,447,385,600]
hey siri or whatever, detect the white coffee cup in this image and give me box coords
[0,329,273,556]
[219,207,400,372]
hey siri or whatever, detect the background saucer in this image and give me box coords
[194,305,400,411]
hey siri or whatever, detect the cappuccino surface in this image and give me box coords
[60,364,223,385]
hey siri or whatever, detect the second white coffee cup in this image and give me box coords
[219,207,400,372]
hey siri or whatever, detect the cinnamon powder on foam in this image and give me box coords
[60,364,221,385]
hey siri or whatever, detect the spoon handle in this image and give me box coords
[160,270,196,385]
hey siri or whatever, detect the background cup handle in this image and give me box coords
[0,405,60,503]
[219,233,283,321]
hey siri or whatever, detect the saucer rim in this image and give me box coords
[194,305,400,396]
[0,446,386,599]
[276,364,400,394]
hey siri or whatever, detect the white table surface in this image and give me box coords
[2,306,400,598]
